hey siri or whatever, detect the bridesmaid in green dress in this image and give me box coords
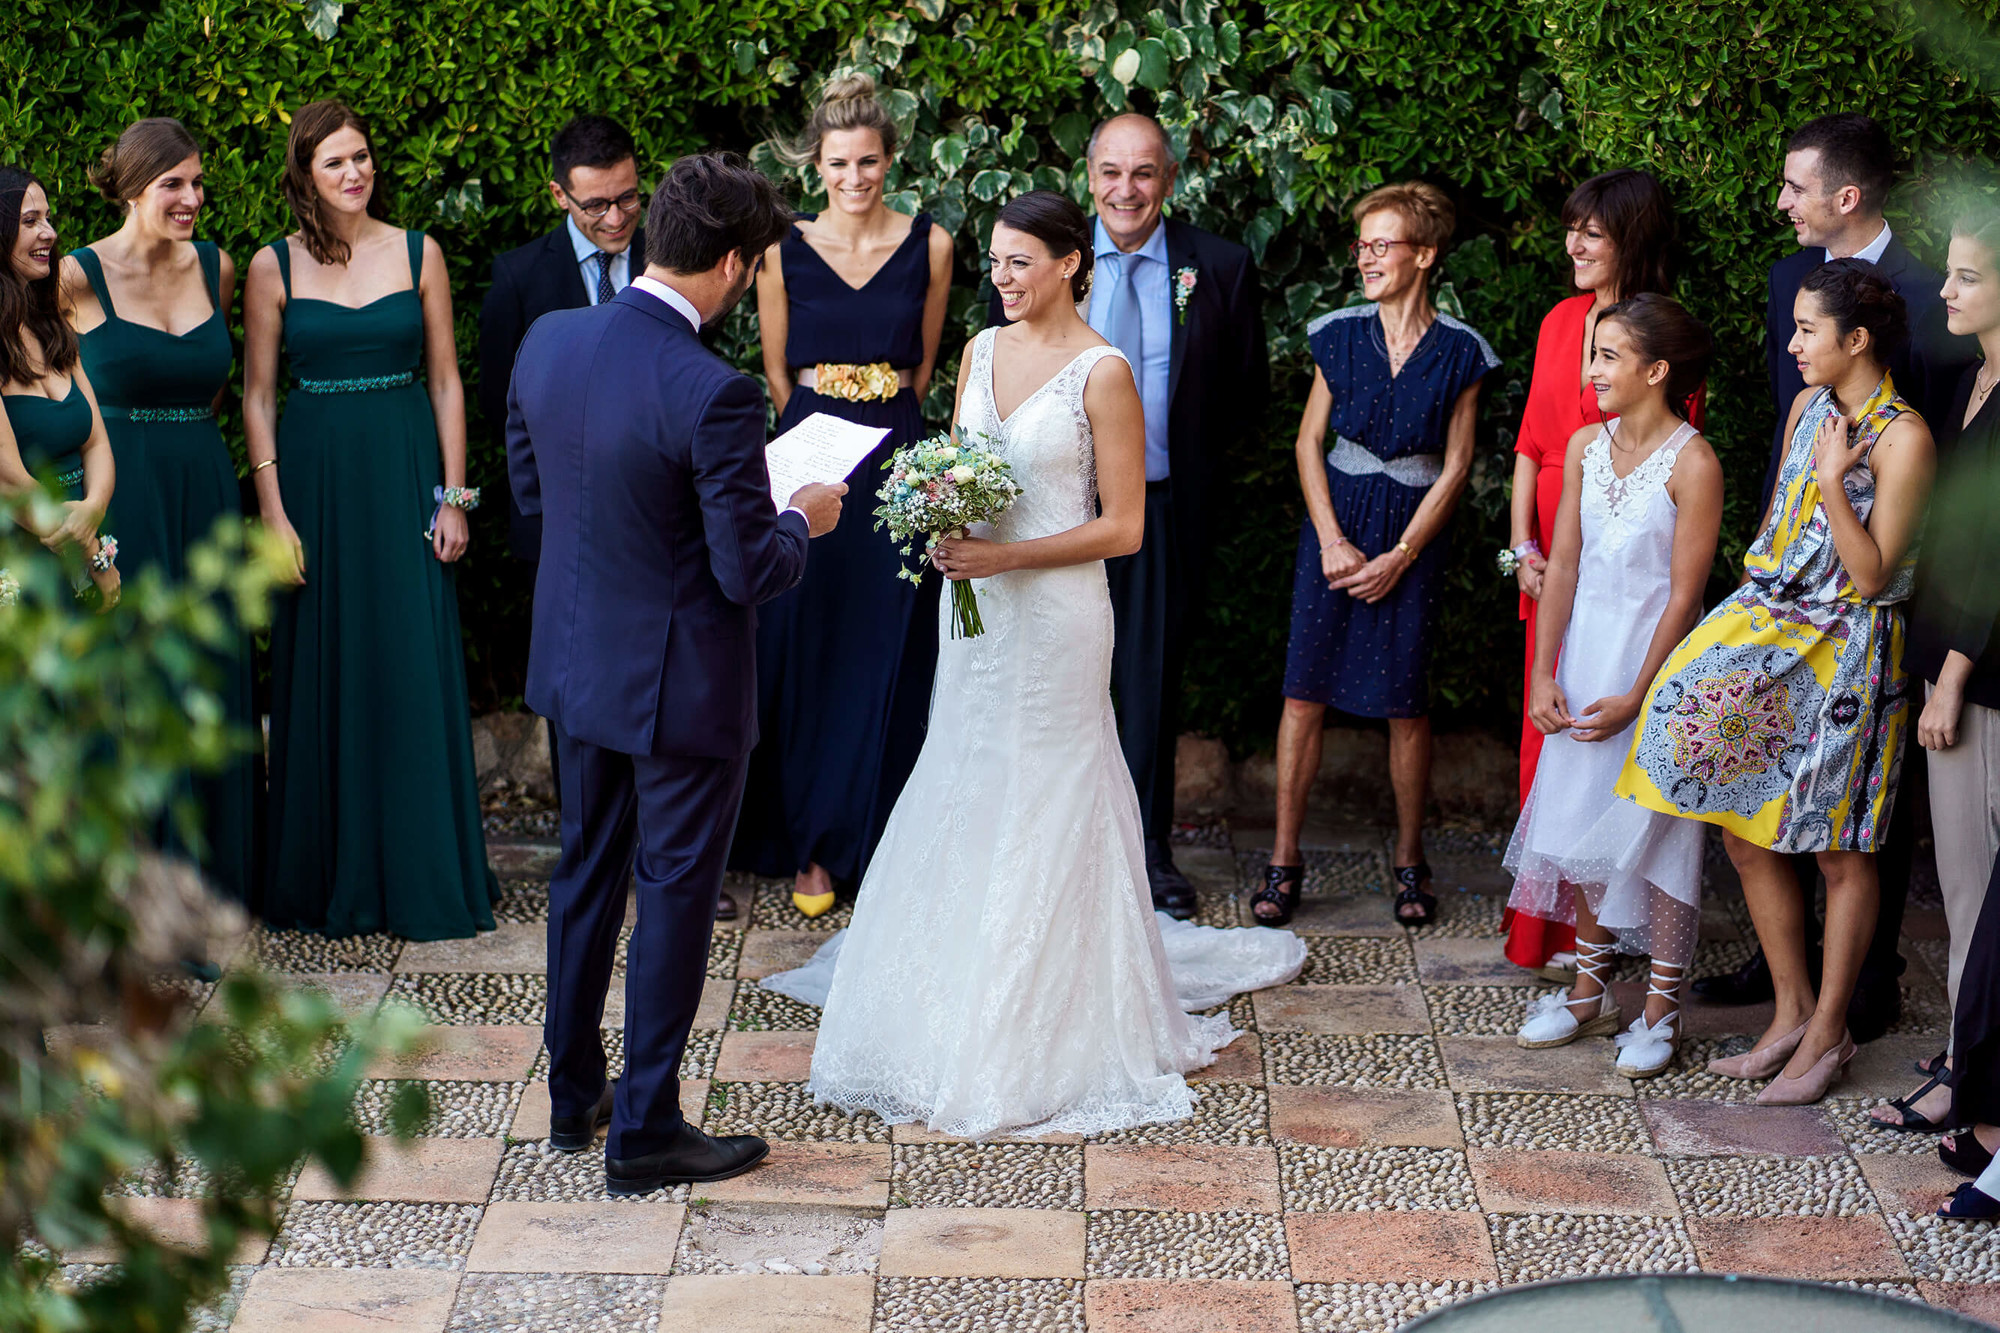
[242,102,495,940]
[0,166,120,607]
[61,119,258,905]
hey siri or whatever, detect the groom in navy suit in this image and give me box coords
[506,153,846,1192]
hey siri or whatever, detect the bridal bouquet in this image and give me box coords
[874,427,1022,639]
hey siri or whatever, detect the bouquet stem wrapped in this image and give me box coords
[874,427,1022,639]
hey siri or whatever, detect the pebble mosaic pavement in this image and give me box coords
[60,821,2000,1331]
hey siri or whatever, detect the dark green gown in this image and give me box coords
[4,378,90,501]
[74,241,259,907]
[263,229,495,939]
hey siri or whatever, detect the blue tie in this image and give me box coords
[593,251,615,305]
[1102,252,1145,371]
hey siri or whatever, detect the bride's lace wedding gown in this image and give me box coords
[764,329,1304,1139]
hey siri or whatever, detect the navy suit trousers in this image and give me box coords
[544,726,747,1160]
[1107,483,1186,845]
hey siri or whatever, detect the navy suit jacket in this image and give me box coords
[1761,237,1976,508]
[505,284,809,759]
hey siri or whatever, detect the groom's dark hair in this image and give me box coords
[646,152,793,276]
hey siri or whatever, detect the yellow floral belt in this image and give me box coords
[797,362,912,402]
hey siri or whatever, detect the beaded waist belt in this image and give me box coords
[295,369,417,395]
[797,362,911,402]
[1327,435,1442,488]
[101,404,213,423]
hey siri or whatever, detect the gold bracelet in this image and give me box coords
[252,459,277,474]
[1395,540,1415,559]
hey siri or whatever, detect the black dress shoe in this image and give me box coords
[715,891,738,923]
[1144,843,1197,921]
[1692,948,1775,1004]
[550,1081,616,1152]
[1847,979,1902,1045]
[606,1121,769,1195]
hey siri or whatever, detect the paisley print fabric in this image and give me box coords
[1615,376,1916,852]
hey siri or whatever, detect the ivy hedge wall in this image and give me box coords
[5,0,1998,753]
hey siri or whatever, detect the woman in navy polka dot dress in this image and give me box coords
[1258,183,1499,930]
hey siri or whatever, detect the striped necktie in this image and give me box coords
[593,251,615,305]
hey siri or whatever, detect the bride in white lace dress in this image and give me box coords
[764,192,1303,1138]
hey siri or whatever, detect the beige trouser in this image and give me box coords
[1926,688,2000,1054]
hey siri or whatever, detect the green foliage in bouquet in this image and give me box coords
[0,511,427,1333]
[6,0,1998,752]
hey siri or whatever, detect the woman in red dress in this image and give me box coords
[1501,169,1698,972]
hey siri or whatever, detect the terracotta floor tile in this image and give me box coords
[466,1200,685,1274]
[511,1079,708,1140]
[1286,1211,1498,1284]
[693,976,736,1030]
[1085,1278,1299,1332]
[64,1196,268,1265]
[1640,1098,1844,1156]
[1189,1031,1262,1083]
[891,1122,1083,1145]
[657,1274,874,1331]
[1268,1086,1462,1149]
[229,1268,459,1333]
[713,1030,816,1082]
[1844,1037,1945,1100]
[1688,1215,1908,1279]
[1440,1036,1632,1096]
[1857,1152,1966,1214]
[1085,1144,1280,1212]
[366,1025,542,1082]
[1285,894,1405,938]
[878,1208,1084,1278]
[293,1136,503,1203]
[703,1141,891,1207]
[1415,939,1541,986]
[397,921,548,973]
[1470,1149,1677,1216]
[1253,984,1430,1035]
[1918,1282,2000,1322]
[284,971,393,1018]
[737,930,827,980]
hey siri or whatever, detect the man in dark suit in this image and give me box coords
[987,112,1267,918]
[1697,113,1975,1040]
[506,153,845,1192]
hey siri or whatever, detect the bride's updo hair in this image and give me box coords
[1597,293,1713,418]
[779,73,899,167]
[995,190,1093,303]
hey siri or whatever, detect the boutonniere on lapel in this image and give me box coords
[1173,266,1197,325]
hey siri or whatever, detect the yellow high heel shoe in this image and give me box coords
[793,889,837,919]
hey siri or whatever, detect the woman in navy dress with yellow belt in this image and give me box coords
[733,75,954,918]
[1259,183,1497,929]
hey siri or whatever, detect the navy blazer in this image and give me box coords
[1761,236,1976,508]
[985,215,1266,591]
[506,284,809,759]
[479,225,643,561]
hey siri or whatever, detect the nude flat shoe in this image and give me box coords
[1705,1019,1809,1080]
[1756,1034,1857,1106]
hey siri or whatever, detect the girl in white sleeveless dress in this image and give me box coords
[1504,294,1724,1078]
[765,193,1303,1138]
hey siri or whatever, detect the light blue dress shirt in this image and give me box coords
[566,215,632,305]
[1091,217,1173,481]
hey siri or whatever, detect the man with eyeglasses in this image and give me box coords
[478,116,660,882]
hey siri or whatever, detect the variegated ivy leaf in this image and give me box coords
[303,0,343,41]
[435,179,484,223]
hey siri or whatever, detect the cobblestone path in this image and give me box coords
[104,824,2000,1329]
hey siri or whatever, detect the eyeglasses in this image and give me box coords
[1348,239,1417,259]
[564,188,642,219]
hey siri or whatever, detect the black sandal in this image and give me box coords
[1874,1068,1957,1134]
[1393,862,1436,927]
[1941,1131,1995,1177]
[1915,1049,1948,1079]
[1253,864,1304,927]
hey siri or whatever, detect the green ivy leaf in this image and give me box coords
[1242,93,1275,134]
[1216,19,1241,62]
[1537,88,1564,128]
[1110,46,1141,86]
[910,0,945,20]
[1052,111,1092,160]
[931,134,968,177]
[733,41,757,75]
[1135,38,1171,91]
[969,168,1010,202]
[1161,27,1192,62]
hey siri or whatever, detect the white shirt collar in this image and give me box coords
[1828,221,1893,266]
[1093,215,1168,269]
[629,275,702,333]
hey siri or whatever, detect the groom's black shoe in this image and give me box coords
[606,1122,770,1196]
[549,1081,616,1152]
[1145,841,1197,921]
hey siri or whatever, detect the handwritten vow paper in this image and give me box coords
[764,413,889,512]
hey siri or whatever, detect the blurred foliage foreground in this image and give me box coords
[0,505,426,1333]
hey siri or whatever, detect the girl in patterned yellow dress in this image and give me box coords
[1617,260,1935,1104]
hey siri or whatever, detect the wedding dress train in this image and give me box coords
[764,330,1304,1139]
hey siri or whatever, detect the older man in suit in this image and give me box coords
[1696,112,1976,1041]
[506,153,845,1192]
[988,112,1267,918]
